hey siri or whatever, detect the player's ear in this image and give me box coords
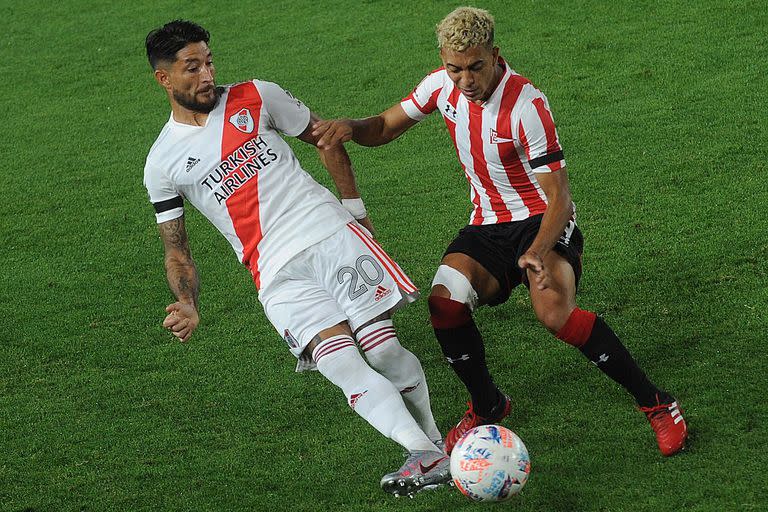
[154,67,172,90]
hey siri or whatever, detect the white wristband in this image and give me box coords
[341,197,367,220]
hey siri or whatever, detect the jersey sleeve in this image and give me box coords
[516,94,566,173]
[257,80,312,137]
[144,165,183,224]
[400,69,444,121]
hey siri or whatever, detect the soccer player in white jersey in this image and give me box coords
[142,20,451,496]
[313,7,688,456]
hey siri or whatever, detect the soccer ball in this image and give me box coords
[450,424,531,502]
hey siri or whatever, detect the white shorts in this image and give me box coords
[259,222,419,371]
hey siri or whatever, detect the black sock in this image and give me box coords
[434,319,501,416]
[578,317,663,407]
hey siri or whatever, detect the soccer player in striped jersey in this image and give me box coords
[313,7,688,456]
[142,20,451,496]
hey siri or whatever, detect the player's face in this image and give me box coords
[159,41,219,113]
[440,45,501,104]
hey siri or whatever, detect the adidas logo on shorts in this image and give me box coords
[374,285,392,302]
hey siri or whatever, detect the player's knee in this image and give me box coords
[367,342,421,377]
[554,307,597,347]
[428,295,473,329]
[362,334,403,364]
[432,265,480,308]
[535,307,570,334]
[429,265,478,330]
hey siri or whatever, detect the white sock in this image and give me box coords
[313,335,438,453]
[357,320,443,444]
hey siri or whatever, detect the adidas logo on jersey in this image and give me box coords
[185,157,200,172]
[373,285,392,302]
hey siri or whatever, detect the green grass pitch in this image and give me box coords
[1,0,766,510]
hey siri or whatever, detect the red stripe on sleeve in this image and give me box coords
[531,97,563,172]
[406,87,441,114]
[403,67,445,114]
[532,97,561,155]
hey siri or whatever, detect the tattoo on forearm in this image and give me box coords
[159,217,189,252]
[159,215,199,307]
[178,274,193,297]
[167,264,199,308]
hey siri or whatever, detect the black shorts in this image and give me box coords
[443,214,584,306]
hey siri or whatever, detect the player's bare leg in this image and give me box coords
[305,322,450,495]
[528,251,688,456]
[428,253,511,454]
[355,312,443,445]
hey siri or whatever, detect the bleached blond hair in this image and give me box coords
[436,7,495,51]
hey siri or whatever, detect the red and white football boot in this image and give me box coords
[639,394,688,456]
[444,394,512,455]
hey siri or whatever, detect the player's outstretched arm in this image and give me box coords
[312,104,418,149]
[299,112,376,235]
[158,215,200,342]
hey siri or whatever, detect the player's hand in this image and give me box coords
[312,119,353,149]
[518,250,551,291]
[357,216,376,238]
[162,302,199,343]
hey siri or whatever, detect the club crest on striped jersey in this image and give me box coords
[489,128,515,144]
[229,108,254,133]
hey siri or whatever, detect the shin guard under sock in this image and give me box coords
[429,296,501,416]
[558,309,661,406]
[313,335,437,452]
[358,320,442,443]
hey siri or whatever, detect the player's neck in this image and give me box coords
[171,104,209,127]
[472,62,505,105]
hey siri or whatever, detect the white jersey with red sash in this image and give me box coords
[401,58,572,225]
[144,80,352,289]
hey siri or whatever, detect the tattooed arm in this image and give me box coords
[158,215,200,342]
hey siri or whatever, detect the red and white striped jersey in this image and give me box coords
[144,80,353,290]
[401,58,572,225]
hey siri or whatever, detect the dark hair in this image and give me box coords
[145,20,210,69]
